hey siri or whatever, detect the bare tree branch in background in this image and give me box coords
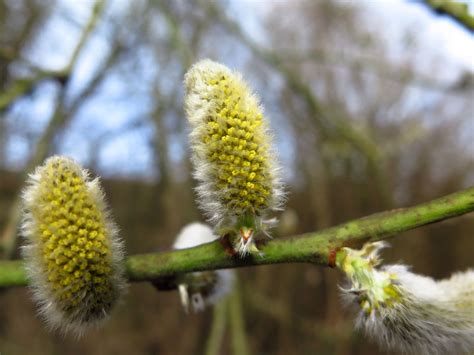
[0,0,108,259]
[0,1,56,165]
[201,1,395,209]
[0,1,472,353]
[0,0,110,113]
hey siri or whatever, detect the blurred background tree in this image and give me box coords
[0,0,473,354]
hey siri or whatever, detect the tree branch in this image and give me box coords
[0,0,108,259]
[0,69,67,112]
[0,187,473,288]
[0,0,106,113]
[424,0,474,32]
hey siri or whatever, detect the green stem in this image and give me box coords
[0,260,28,287]
[204,297,228,355]
[0,187,473,288]
[424,0,474,32]
[228,280,250,355]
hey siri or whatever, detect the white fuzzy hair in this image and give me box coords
[21,156,127,336]
[184,59,285,228]
[173,222,219,249]
[342,253,474,354]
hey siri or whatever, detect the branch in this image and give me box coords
[204,298,228,355]
[0,187,473,288]
[0,69,67,112]
[228,282,251,355]
[0,0,106,113]
[65,0,106,73]
[424,0,474,32]
[0,0,107,258]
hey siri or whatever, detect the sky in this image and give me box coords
[4,0,474,177]
[239,0,474,71]
[369,0,474,70]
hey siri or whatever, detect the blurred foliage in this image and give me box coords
[0,0,473,354]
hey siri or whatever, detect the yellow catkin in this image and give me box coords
[22,156,125,335]
[185,59,284,229]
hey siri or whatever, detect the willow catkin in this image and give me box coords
[184,59,285,256]
[337,241,474,355]
[21,156,126,335]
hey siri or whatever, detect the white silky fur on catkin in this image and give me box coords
[339,243,474,355]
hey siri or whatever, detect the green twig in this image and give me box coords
[0,187,473,288]
[204,298,228,355]
[424,0,474,32]
[228,280,250,355]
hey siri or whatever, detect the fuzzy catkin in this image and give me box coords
[337,242,474,355]
[184,59,284,228]
[21,156,126,335]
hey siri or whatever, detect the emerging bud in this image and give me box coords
[184,59,285,256]
[337,242,474,355]
[173,223,234,312]
[21,156,126,335]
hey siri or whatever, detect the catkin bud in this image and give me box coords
[337,242,474,355]
[184,59,284,255]
[173,223,234,312]
[21,156,126,335]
